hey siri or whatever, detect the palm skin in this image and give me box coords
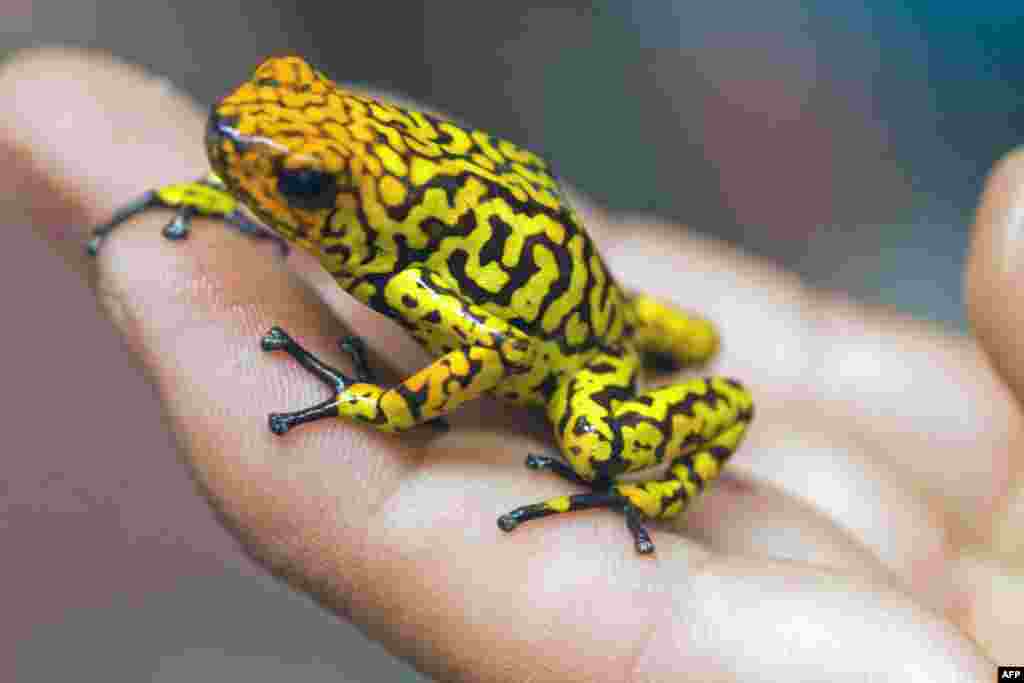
[4,49,1020,681]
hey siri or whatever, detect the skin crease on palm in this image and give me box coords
[4,48,1022,681]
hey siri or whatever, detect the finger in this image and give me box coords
[638,557,992,682]
[599,215,1021,536]
[964,147,1024,558]
[0,48,209,283]
[966,147,1024,399]
[953,550,1024,664]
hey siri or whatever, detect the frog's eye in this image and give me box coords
[276,168,338,210]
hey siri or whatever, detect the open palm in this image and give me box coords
[7,50,1019,681]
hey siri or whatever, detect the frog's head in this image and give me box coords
[205,56,363,255]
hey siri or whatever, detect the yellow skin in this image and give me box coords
[91,56,754,553]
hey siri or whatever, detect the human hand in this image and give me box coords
[5,49,1016,681]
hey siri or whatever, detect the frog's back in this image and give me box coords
[358,101,632,353]
[394,115,630,352]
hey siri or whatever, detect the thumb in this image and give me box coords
[965,148,1024,403]
[965,150,1024,561]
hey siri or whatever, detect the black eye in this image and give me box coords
[276,168,338,210]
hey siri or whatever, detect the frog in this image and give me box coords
[90,56,754,554]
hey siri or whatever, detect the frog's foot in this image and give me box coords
[497,490,655,555]
[87,173,287,256]
[338,335,373,383]
[261,326,354,435]
[338,334,449,433]
[523,453,591,486]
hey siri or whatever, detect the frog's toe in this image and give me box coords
[161,206,196,240]
[496,513,521,532]
[265,396,341,435]
[268,412,293,435]
[522,453,591,486]
[623,503,656,554]
[261,326,354,392]
[427,417,451,432]
[260,326,293,352]
[85,235,103,256]
[524,453,547,470]
[497,491,657,554]
[634,537,656,554]
[86,190,161,255]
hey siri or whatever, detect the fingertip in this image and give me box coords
[1,47,208,223]
[0,48,212,282]
[5,47,207,179]
[965,147,1024,394]
[967,147,1024,289]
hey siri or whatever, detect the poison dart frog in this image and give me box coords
[90,56,754,554]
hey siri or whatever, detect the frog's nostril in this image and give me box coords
[205,112,224,150]
[207,109,241,139]
[205,111,249,160]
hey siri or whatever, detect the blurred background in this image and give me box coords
[3,1,1022,680]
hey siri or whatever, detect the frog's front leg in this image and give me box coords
[335,334,449,432]
[498,347,753,553]
[87,172,285,255]
[263,267,535,434]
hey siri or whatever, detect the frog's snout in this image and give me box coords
[205,110,244,161]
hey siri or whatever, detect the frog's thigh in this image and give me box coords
[629,293,718,366]
[557,364,753,512]
[611,376,753,519]
[551,346,641,482]
[506,357,753,551]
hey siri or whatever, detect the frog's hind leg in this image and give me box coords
[499,345,753,553]
[612,405,751,527]
[87,172,286,255]
[499,346,652,549]
[499,489,657,553]
[629,293,719,370]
